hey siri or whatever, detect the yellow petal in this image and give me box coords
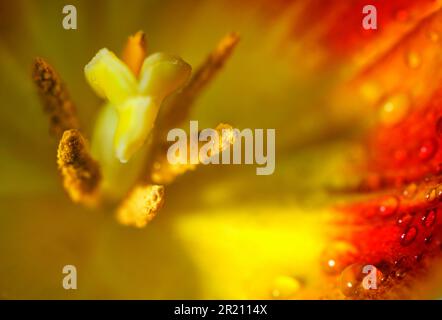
[84,48,138,105]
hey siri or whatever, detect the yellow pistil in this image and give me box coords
[85,48,191,163]
[32,57,79,137]
[57,129,101,206]
[116,184,165,228]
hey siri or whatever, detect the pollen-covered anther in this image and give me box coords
[122,31,147,77]
[150,123,235,184]
[216,123,236,152]
[199,123,236,162]
[151,152,196,185]
[32,57,79,137]
[190,32,240,94]
[116,184,165,228]
[57,129,101,205]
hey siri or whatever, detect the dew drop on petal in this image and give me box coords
[437,185,442,200]
[271,275,301,299]
[419,139,438,161]
[400,226,418,246]
[424,234,433,244]
[397,212,414,227]
[339,263,381,298]
[394,256,415,279]
[403,183,417,199]
[426,188,437,202]
[378,196,399,217]
[379,94,410,126]
[340,264,364,298]
[321,241,358,274]
[422,209,437,228]
[395,269,407,279]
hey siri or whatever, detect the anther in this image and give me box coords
[116,184,165,228]
[57,129,101,205]
[122,31,147,77]
[32,58,79,137]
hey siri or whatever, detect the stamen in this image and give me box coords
[200,123,236,162]
[57,129,101,205]
[156,33,240,136]
[122,31,147,77]
[116,184,165,228]
[32,58,79,137]
[151,148,197,184]
[151,123,235,184]
[216,123,237,153]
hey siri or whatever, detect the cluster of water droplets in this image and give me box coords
[325,177,441,298]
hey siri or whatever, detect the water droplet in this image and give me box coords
[415,253,424,263]
[400,226,418,246]
[426,188,437,202]
[375,260,393,280]
[422,209,437,228]
[394,256,414,279]
[340,264,382,298]
[271,276,301,299]
[397,212,414,226]
[419,139,438,161]
[403,183,417,198]
[379,94,410,126]
[378,196,399,217]
[424,234,433,244]
[339,264,365,297]
[321,241,358,274]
